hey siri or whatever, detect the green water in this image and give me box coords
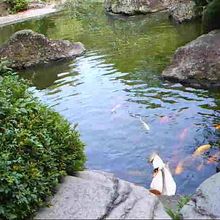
[0,1,219,194]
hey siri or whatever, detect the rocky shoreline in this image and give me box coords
[35,170,220,219]
[104,0,200,23]
[35,170,171,219]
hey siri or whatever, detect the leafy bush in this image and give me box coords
[5,0,28,13]
[0,61,85,219]
[202,0,220,33]
[193,0,209,6]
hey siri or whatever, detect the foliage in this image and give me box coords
[0,59,13,76]
[193,0,209,6]
[0,61,85,219]
[62,0,93,18]
[202,0,220,33]
[5,0,28,13]
[166,196,191,220]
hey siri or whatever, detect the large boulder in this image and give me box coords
[104,0,168,15]
[0,30,85,69]
[162,30,220,89]
[35,170,170,219]
[180,172,220,219]
[104,0,198,21]
[167,0,198,23]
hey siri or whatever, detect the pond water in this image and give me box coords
[0,1,220,194]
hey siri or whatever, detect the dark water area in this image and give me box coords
[0,1,220,194]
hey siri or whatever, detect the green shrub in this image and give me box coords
[202,0,220,33]
[0,61,86,219]
[5,0,28,13]
[193,0,209,6]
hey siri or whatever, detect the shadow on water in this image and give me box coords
[0,1,219,194]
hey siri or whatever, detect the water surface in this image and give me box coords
[1,2,220,194]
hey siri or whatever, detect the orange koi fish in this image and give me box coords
[207,152,220,164]
[214,124,220,130]
[175,161,184,175]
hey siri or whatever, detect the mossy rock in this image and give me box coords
[0,30,86,69]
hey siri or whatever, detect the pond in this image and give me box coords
[0,1,219,194]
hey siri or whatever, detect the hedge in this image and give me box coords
[5,0,29,13]
[202,0,220,33]
[0,60,86,219]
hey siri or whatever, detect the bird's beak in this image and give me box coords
[148,158,154,164]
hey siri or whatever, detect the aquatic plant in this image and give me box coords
[166,196,191,220]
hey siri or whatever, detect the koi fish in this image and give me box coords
[214,124,220,130]
[175,161,184,175]
[139,117,150,131]
[111,104,121,113]
[196,161,204,171]
[58,72,69,78]
[207,152,220,164]
[179,128,188,142]
[159,116,170,124]
[193,144,211,157]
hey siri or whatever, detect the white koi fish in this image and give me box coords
[111,104,121,113]
[139,117,150,131]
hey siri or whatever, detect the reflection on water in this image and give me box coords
[0,2,219,194]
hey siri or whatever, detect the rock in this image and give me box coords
[180,172,220,219]
[0,30,85,69]
[167,0,198,23]
[35,170,170,219]
[104,0,168,15]
[162,30,220,89]
[28,0,47,9]
[159,195,182,212]
[104,0,198,21]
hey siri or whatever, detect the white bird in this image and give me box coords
[149,153,176,196]
[139,117,150,131]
